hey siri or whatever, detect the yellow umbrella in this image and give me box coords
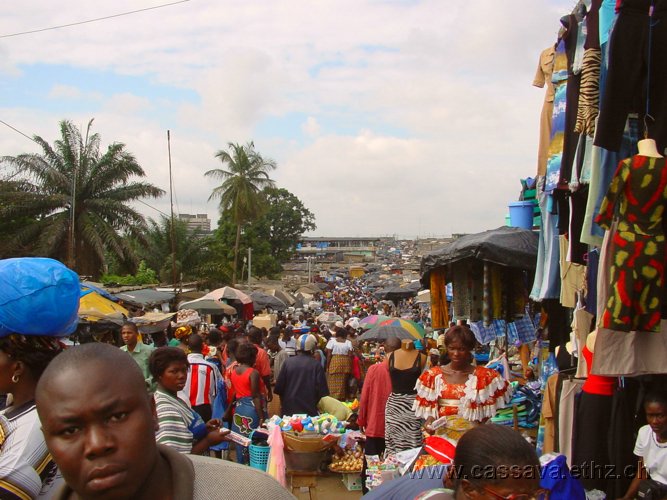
[79,291,129,323]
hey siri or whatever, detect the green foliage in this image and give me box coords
[0,119,164,277]
[205,141,276,282]
[100,260,158,286]
[211,187,316,279]
[133,215,211,283]
[254,187,316,262]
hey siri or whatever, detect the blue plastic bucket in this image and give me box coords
[508,201,536,229]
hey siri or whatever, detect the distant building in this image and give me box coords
[178,213,211,233]
[294,237,388,263]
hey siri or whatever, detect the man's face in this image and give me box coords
[120,326,138,348]
[38,364,158,499]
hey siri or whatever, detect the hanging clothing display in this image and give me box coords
[525,1,667,485]
[557,377,584,466]
[584,247,600,315]
[574,49,601,137]
[572,345,615,492]
[559,235,586,308]
[451,259,529,324]
[545,40,569,193]
[568,186,589,264]
[595,0,667,153]
[596,155,667,333]
[572,306,594,378]
[451,260,483,322]
[537,373,560,455]
[574,0,602,137]
[558,14,585,189]
[535,46,557,177]
[542,299,571,350]
[589,117,640,242]
[531,178,562,300]
[429,267,449,330]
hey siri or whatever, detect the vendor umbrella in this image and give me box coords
[357,325,416,342]
[316,311,343,325]
[250,291,287,312]
[203,286,253,320]
[178,298,236,315]
[79,291,129,325]
[359,314,391,329]
[204,286,252,304]
[261,288,296,306]
[379,318,425,338]
[375,285,420,301]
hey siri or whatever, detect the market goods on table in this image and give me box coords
[329,444,363,473]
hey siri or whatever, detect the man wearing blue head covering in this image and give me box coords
[274,334,329,416]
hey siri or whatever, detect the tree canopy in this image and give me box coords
[205,141,276,283]
[212,186,316,279]
[0,119,164,277]
[135,215,211,283]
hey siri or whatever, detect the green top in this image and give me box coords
[121,342,156,392]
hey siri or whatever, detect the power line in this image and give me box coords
[0,119,36,143]
[137,199,170,218]
[0,0,190,39]
[1,118,169,216]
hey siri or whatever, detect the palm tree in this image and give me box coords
[0,119,164,277]
[136,215,210,283]
[205,141,276,284]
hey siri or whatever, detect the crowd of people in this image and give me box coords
[1,257,666,499]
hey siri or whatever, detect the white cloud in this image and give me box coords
[301,116,320,138]
[48,84,83,100]
[102,93,151,114]
[0,0,575,237]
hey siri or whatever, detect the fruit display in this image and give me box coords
[343,399,359,412]
[329,444,363,473]
[412,453,444,472]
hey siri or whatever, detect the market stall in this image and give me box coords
[421,226,539,339]
[524,2,667,498]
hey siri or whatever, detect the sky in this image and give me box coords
[0,0,573,239]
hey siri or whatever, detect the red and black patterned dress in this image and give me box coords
[596,155,667,332]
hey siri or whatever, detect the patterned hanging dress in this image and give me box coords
[595,155,667,332]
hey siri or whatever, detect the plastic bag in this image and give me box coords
[0,258,79,337]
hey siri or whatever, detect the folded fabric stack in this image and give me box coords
[490,384,541,428]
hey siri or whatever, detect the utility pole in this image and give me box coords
[68,168,76,269]
[167,130,177,294]
[307,256,312,283]
[68,124,89,270]
[248,247,252,285]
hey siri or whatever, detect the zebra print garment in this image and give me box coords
[385,392,423,455]
[574,48,602,137]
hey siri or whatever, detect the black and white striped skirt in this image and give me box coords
[385,392,423,456]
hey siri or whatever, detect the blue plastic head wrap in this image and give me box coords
[0,257,80,337]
